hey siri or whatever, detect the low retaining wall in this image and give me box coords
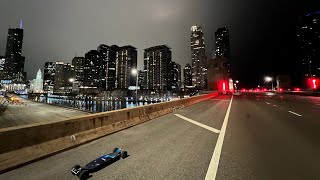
[0,93,218,173]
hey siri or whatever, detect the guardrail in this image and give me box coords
[0,92,218,173]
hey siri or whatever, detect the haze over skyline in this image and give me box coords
[0,0,318,86]
[0,0,225,80]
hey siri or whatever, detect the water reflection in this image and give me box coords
[25,95,160,113]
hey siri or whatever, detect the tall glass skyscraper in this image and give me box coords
[144,45,172,91]
[191,26,206,90]
[3,21,26,82]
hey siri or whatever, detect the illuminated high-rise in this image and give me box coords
[191,26,206,89]
[97,44,137,90]
[298,11,320,77]
[183,63,192,87]
[144,45,172,91]
[215,27,231,76]
[171,62,181,92]
[43,62,55,92]
[72,57,84,83]
[117,46,137,89]
[53,62,75,92]
[83,50,101,89]
[215,27,230,59]
[3,20,26,82]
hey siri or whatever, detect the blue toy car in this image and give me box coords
[71,148,128,180]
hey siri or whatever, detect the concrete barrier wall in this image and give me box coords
[0,93,218,173]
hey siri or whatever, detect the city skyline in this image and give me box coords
[0,0,223,81]
[0,0,318,87]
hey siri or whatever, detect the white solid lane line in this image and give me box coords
[205,95,233,180]
[266,102,271,104]
[174,114,220,134]
[288,111,302,117]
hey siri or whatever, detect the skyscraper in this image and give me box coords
[0,56,5,79]
[214,27,231,77]
[4,22,26,82]
[43,62,55,92]
[191,26,206,89]
[97,44,110,90]
[144,45,172,91]
[53,62,65,92]
[183,63,192,87]
[53,62,75,92]
[298,12,320,77]
[106,45,119,90]
[81,44,137,92]
[72,57,84,86]
[83,50,101,89]
[172,62,181,92]
[138,70,144,89]
[117,46,137,89]
[215,27,230,59]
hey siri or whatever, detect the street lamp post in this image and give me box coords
[265,76,273,90]
[131,69,138,105]
[69,78,75,107]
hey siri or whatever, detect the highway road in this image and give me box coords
[1,93,320,179]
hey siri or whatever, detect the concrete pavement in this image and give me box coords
[0,96,90,129]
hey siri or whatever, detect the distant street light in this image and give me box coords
[131,69,138,104]
[235,80,239,84]
[69,78,75,82]
[68,78,76,107]
[265,76,273,90]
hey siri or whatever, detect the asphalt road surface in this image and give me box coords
[1,93,320,180]
[0,96,89,129]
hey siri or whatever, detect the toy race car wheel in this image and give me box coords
[113,148,119,153]
[79,170,89,180]
[71,164,81,175]
[121,151,128,159]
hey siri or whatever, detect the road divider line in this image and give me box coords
[266,102,271,105]
[288,111,302,117]
[205,95,233,180]
[174,114,220,134]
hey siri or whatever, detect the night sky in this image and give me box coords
[0,0,319,87]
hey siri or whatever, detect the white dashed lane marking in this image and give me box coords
[288,111,302,117]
